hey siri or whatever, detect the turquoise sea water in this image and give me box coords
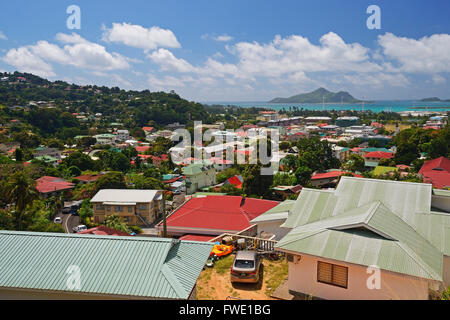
[204,100,450,113]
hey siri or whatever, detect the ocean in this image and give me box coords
[203,100,450,113]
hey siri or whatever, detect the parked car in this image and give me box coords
[54,217,62,224]
[230,250,262,284]
[71,209,79,216]
[62,207,71,214]
[72,225,87,233]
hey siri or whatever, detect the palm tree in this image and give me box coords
[5,171,38,230]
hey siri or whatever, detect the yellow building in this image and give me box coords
[91,189,163,226]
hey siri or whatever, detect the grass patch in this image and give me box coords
[263,258,289,297]
[214,254,234,274]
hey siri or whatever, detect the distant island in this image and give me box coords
[420,97,450,102]
[269,88,366,104]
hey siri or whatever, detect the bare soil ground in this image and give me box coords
[196,254,288,300]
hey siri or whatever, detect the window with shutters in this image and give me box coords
[317,261,348,288]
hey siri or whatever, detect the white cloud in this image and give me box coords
[147,74,190,90]
[378,33,450,73]
[0,31,7,40]
[334,72,410,88]
[229,32,381,78]
[432,74,446,85]
[3,47,55,77]
[214,34,233,42]
[147,48,196,73]
[102,23,180,50]
[3,33,130,77]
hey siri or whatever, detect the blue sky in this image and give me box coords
[0,0,449,101]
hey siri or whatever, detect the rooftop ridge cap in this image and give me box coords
[395,242,442,281]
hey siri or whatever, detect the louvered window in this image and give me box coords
[317,261,348,288]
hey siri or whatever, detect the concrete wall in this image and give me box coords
[287,253,432,300]
[431,195,450,213]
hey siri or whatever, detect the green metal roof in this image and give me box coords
[364,161,379,167]
[34,155,58,162]
[282,189,337,228]
[0,231,213,299]
[251,200,295,223]
[275,177,447,281]
[276,228,442,281]
[182,163,214,175]
[362,148,393,153]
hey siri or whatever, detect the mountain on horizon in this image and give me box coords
[269,88,364,103]
[420,97,450,102]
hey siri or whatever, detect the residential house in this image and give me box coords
[183,162,216,195]
[364,151,394,168]
[143,127,155,140]
[0,142,20,154]
[34,155,59,167]
[257,111,279,122]
[94,133,117,145]
[272,185,303,200]
[116,130,130,141]
[35,176,75,198]
[33,147,62,160]
[335,116,359,127]
[90,189,163,226]
[310,170,362,188]
[275,177,450,300]
[73,174,103,184]
[332,145,351,163]
[250,199,296,240]
[158,195,279,238]
[0,231,212,300]
[418,156,450,189]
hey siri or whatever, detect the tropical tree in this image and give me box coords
[103,215,131,234]
[5,171,38,230]
[242,164,273,197]
[95,171,127,191]
[344,154,366,172]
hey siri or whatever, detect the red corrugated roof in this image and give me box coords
[419,157,450,189]
[179,234,216,242]
[364,151,394,159]
[135,146,150,153]
[73,174,101,182]
[142,127,154,132]
[419,157,450,174]
[311,171,363,180]
[164,196,278,233]
[36,176,75,194]
[226,175,243,188]
[78,226,131,236]
[422,171,450,189]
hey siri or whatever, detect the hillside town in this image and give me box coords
[0,72,449,301]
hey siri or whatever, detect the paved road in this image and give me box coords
[56,212,80,233]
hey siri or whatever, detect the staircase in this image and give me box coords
[136,212,151,227]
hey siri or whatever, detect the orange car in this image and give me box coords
[211,244,233,258]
